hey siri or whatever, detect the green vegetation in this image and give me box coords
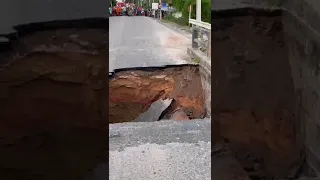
[164,0,211,26]
[111,0,116,6]
[164,15,189,26]
[192,58,200,64]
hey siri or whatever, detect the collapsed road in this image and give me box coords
[0,14,211,180]
[109,65,207,124]
[107,16,212,180]
[0,0,209,179]
[1,3,318,180]
[108,16,205,124]
[2,1,319,180]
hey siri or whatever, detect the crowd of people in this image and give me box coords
[109,3,152,16]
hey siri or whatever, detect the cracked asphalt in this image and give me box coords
[109,16,191,72]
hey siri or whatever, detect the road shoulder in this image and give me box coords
[149,17,192,40]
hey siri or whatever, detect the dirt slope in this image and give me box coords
[0,29,108,180]
[109,65,205,123]
[212,10,303,178]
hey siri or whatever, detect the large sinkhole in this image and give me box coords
[109,65,206,124]
[0,21,109,180]
[212,8,318,180]
[0,19,208,179]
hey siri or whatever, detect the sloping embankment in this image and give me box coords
[0,24,108,180]
[212,8,303,178]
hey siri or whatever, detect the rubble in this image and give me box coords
[169,107,190,121]
[134,98,173,122]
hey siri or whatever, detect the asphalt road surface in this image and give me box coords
[88,119,211,180]
[109,16,191,72]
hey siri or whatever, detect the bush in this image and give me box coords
[173,0,211,24]
[164,14,189,26]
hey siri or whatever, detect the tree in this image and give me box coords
[111,0,117,6]
[172,0,186,11]
[172,0,211,23]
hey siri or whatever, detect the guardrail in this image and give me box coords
[189,19,211,57]
[189,19,211,30]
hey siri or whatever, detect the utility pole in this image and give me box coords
[196,0,201,21]
[188,5,191,26]
[159,0,162,20]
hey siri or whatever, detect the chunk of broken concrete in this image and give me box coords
[134,98,173,122]
[170,108,190,121]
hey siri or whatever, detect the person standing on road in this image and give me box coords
[133,6,137,16]
[138,6,142,16]
[116,5,121,16]
[152,9,155,17]
[129,6,133,16]
[122,6,126,16]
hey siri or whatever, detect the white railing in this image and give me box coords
[188,0,211,57]
[189,19,211,57]
[188,19,211,30]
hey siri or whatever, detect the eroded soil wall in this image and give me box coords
[212,9,302,178]
[109,65,206,123]
[0,27,108,179]
[283,1,320,175]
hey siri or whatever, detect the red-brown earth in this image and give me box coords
[109,65,206,123]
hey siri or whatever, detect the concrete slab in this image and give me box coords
[134,98,173,122]
[91,119,211,180]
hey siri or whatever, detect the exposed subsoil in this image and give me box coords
[0,25,108,180]
[109,65,206,123]
[212,9,305,179]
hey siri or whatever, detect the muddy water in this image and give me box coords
[0,29,108,180]
[109,65,206,123]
